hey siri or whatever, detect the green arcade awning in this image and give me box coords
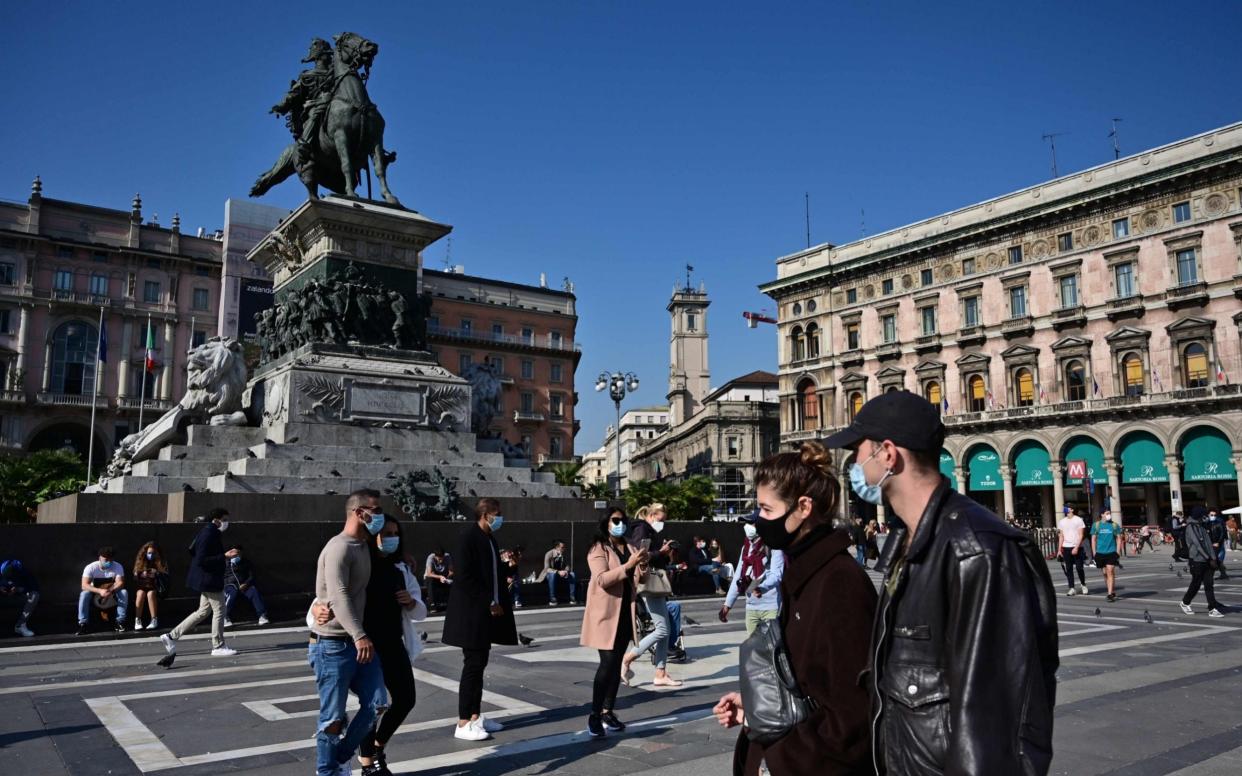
[968,446,1003,491]
[1119,432,1169,484]
[1063,437,1104,486]
[940,451,957,489]
[1180,427,1236,482]
[1014,441,1052,487]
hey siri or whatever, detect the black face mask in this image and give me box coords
[755,507,799,550]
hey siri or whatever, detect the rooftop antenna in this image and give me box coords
[684,263,694,291]
[1109,118,1123,160]
[860,208,866,238]
[1042,132,1065,178]
[804,192,811,248]
[442,236,452,270]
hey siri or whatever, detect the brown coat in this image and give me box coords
[579,540,640,650]
[736,527,878,776]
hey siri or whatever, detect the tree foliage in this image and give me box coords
[548,461,586,487]
[581,481,611,500]
[624,475,716,521]
[0,450,86,523]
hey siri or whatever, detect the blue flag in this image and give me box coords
[98,319,108,364]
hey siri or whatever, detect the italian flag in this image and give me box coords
[144,319,157,373]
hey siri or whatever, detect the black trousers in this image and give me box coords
[458,647,490,719]
[428,580,451,610]
[592,608,634,715]
[1183,561,1220,610]
[1061,547,1086,587]
[360,637,417,756]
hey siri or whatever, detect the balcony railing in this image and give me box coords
[1165,280,1208,308]
[513,410,546,423]
[117,397,174,411]
[0,389,26,404]
[875,341,902,360]
[36,392,109,408]
[940,384,1241,426]
[1001,314,1033,335]
[427,325,581,353]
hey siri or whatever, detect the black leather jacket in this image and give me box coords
[869,477,1058,776]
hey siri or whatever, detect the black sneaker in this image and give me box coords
[114,621,126,633]
[669,647,689,663]
[360,760,392,776]
[75,624,90,636]
[587,713,606,737]
[601,711,626,732]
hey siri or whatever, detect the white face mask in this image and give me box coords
[651,520,665,533]
[217,520,229,532]
[743,523,758,540]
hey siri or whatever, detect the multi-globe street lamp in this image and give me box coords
[595,370,639,498]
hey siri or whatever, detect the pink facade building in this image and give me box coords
[0,179,223,463]
[762,122,1242,526]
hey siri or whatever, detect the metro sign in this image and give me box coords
[1066,459,1087,480]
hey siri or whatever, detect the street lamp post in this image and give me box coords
[595,370,639,498]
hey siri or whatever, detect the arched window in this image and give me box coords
[1183,342,1209,388]
[1015,368,1035,407]
[50,321,98,396]
[799,379,819,431]
[924,381,942,408]
[885,385,900,394]
[849,391,864,422]
[789,326,805,362]
[1123,353,1144,396]
[968,374,986,413]
[1065,360,1086,401]
[805,323,820,359]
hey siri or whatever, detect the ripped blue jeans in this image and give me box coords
[308,638,386,776]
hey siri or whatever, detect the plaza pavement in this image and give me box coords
[2,549,1242,775]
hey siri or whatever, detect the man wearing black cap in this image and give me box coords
[822,391,1058,776]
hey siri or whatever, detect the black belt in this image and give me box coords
[308,632,351,642]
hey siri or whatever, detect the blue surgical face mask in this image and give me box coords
[609,521,627,537]
[146,552,155,561]
[489,514,504,532]
[230,556,241,566]
[365,510,386,535]
[850,445,892,506]
[379,536,400,555]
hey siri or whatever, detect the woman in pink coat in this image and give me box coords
[579,508,649,738]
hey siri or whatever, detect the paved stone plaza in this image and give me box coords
[2,551,1242,776]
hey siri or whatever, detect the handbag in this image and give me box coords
[739,618,817,745]
[636,568,673,598]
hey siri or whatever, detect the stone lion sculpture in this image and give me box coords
[181,336,248,425]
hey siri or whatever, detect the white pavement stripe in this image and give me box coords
[0,659,306,696]
[83,696,181,772]
[1059,626,1234,656]
[0,625,313,654]
[376,707,715,774]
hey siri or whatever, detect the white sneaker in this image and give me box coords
[160,633,177,654]
[453,720,490,741]
[548,601,558,607]
[1209,608,1225,618]
[210,645,237,657]
[1066,588,1076,597]
[146,619,158,630]
[258,615,270,626]
[1079,584,1089,595]
[14,623,34,638]
[223,619,233,628]
[478,714,504,733]
[1180,602,1194,615]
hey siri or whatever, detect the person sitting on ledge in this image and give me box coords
[78,546,128,635]
[538,541,579,606]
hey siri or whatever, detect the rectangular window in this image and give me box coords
[458,353,473,372]
[55,270,73,291]
[846,322,860,350]
[920,306,937,335]
[521,359,534,379]
[485,355,504,375]
[686,313,697,331]
[1112,217,1130,239]
[192,288,209,310]
[1059,275,1078,308]
[57,246,73,259]
[520,392,534,413]
[920,268,933,286]
[1057,232,1074,252]
[93,251,108,263]
[963,296,980,327]
[550,394,564,419]
[90,274,108,297]
[194,266,210,277]
[961,257,976,276]
[550,331,563,348]
[727,437,740,458]
[1009,286,1027,317]
[1114,262,1135,298]
[191,330,207,348]
[882,314,896,343]
[521,327,533,344]
[1176,249,1198,285]
[491,323,503,338]
[846,288,857,304]
[550,435,563,458]
[0,263,13,285]
[1173,201,1191,223]
[1008,245,1023,265]
[143,280,160,303]
[550,362,563,383]
[0,309,11,334]
[882,278,894,295]
[460,319,472,334]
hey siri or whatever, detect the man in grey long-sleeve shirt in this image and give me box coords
[309,489,387,776]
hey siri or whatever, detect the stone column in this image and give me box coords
[1166,456,1183,515]
[160,319,175,400]
[14,305,29,388]
[1105,460,1122,514]
[954,466,967,495]
[1001,464,1016,520]
[41,341,52,391]
[1233,455,1242,510]
[1040,486,1055,527]
[1144,483,1161,526]
[118,318,134,400]
[1051,461,1066,522]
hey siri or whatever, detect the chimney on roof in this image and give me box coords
[539,272,547,288]
[171,213,180,233]
[30,175,42,200]
[129,193,142,248]
[27,176,42,234]
[196,227,205,238]
[170,212,181,255]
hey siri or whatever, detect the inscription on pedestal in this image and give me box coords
[343,380,427,423]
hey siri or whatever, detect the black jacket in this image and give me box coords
[441,524,518,649]
[186,523,227,594]
[869,477,1058,776]
[224,557,256,589]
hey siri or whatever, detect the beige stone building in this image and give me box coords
[760,121,1242,526]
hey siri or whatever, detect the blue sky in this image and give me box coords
[2,1,1239,450]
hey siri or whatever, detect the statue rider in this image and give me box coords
[268,38,336,189]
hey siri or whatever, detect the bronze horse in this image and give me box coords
[251,32,400,205]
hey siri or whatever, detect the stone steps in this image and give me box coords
[262,422,480,452]
[224,459,541,482]
[243,442,505,468]
[204,474,573,499]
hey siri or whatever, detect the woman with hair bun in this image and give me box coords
[714,441,876,775]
